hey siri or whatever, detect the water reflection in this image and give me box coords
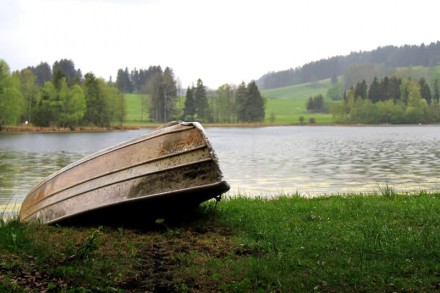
[1,126,440,210]
[207,126,440,196]
[0,151,83,206]
[0,130,148,211]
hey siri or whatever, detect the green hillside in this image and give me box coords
[123,65,440,125]
[123,80,335,125]
[262,78,333,124]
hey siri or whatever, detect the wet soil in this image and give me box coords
[0,223,239,292]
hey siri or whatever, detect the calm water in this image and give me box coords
[1,126,440,210]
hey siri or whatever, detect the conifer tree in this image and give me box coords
[388,76,402,101]
[194,79,210,122]
[354,80,367,100]
[148,67,177,123]
[368,77,381,102]
[419,78,432,104]
[183,86,195,120]
[246,81,265,122]
[433,79,440,103]
[235,82,248,122]
[236,81,265,122]
[52,59,81,86]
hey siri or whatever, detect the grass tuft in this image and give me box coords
[377,183,397,198]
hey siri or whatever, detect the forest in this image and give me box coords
[0,59,125,129]
[0,59,266,128]
[2,42,440,128]
[324,76,440,124]
[258,42,440,90]
[116,66,265,123]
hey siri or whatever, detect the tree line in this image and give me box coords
[140,72,266,123]
[1,59,266,128]
[258,42,440,89]
[113,66,266,124]
[329,76,440,124]
[116,66,164,94]
[0,59,125,129]
[182,80,265,123]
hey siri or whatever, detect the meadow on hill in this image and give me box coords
[124,65,440,126]
[124,79,334,125]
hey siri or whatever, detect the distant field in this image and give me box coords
[125,93,148,123]
[123,79,335,125]
[262,79,333,124]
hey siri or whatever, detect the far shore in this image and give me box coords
[0,125,143,133]
[1,122,437,133]
[0,123,302,133]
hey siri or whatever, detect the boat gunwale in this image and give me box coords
[23,122,198,197]
[22,144,211,212]
[42,180,230,225]
[21,156,216,221]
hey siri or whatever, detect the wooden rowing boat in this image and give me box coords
[19,121,230,225]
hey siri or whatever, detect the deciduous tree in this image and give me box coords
[17,69,38,124]
[406,80,426,123]
[32,81,57,127]
[83,73,111,127]
[59,79,86,129]
[0,60,24,127]
[214,84,236,123]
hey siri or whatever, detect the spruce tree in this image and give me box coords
[194,79,209,122]
[235,82,248,122]
[368,77,381,103]
[419,78,432,104]
[246,81,265,122]
[433,79,440,103]
[354,80,367,100]
[183,86,195,120]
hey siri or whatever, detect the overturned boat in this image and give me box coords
[19,121,230,225]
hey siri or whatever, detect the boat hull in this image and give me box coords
[19,122,230,224]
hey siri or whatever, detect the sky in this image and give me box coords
[1,0,439,89]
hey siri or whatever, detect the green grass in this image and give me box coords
[262,78,332,100]
[262,79,334,124]
[1,192,439,291]
[125,93,149,123]
[216,193,440,291]
[124,93,185,126]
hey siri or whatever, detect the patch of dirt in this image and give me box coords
[119,226,237,292]
[0,224,239,292]
[0,255,69,292]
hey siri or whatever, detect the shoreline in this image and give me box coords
[1,122,439,133]
[0,125,143,133]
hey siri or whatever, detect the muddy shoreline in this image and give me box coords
[0,125,143,133]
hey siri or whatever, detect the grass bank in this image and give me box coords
[1,193,439,292]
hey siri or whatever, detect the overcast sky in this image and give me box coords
[1,0,439,88]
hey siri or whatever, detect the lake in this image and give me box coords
[1,125,440,210]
